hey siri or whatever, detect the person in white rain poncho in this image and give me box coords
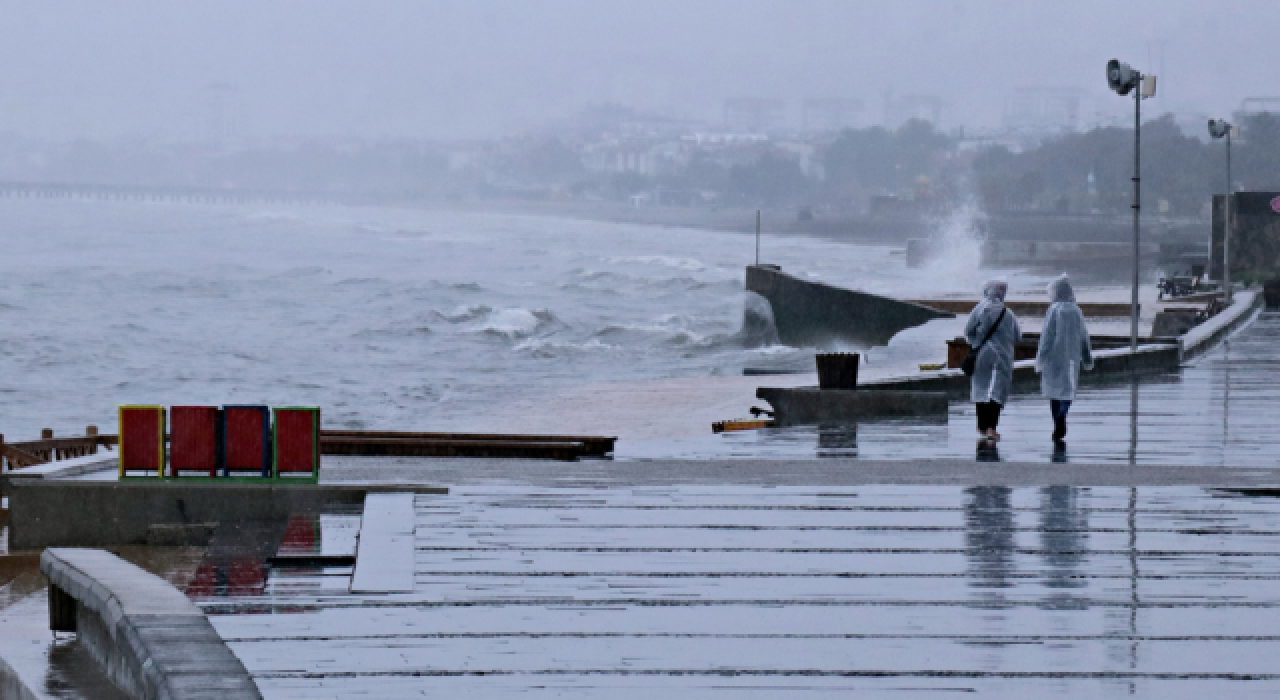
[1035,274,1093,442]
[964,279,1021,441]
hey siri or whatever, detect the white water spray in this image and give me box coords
[917,202,987,294]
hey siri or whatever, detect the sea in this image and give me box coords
[0,198,1061,455]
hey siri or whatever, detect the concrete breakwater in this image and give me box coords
[744,264,952,348]
[757,290,1261,420]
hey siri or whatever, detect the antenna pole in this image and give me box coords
[1130,82,1141,352]
[755,210,761,266]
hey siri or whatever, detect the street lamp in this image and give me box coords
[1208,118,1239,304]
[1106,59,1157,352]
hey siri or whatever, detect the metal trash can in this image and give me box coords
[816,353,859,389]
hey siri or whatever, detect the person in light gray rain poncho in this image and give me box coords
[964,279,1021,441]
[1036,274,1093,443]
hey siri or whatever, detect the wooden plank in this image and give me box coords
[321,437,585,461]
[321,430,616,456]
[350,493,417,594]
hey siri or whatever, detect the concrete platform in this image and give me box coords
[755,387,947,424]
[6,481,446,549]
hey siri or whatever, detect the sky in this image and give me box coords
[0,0,1274,141]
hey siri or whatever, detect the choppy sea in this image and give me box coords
[0,199,1047,441]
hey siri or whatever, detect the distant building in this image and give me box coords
[1003,87,1082,135]
[801,98,864,133]
[204,82,243,144]
[1236,97,1280,121]
[723,98,787,134]
[884,95,943,129]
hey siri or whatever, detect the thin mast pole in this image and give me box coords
[1224,131,1232,304]
[1130,85,1141,352]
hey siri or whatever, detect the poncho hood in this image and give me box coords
[982,279,1008,303]
[1048,274,1076,303]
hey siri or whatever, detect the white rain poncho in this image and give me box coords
[964,279,1022,404]
[1035,274,1094,400]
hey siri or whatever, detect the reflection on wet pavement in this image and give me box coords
[635,311,1280,465]
[188,483,1280,698]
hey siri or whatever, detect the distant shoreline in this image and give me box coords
[422,198,923,246]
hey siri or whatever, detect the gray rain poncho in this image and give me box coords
[964,279,1022,404]
[1035,274,1094,400]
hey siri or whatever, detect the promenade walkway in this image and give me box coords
[201,480,1280,699]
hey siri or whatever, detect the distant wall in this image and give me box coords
[1211,192,1280,282]
[744,265,951,348]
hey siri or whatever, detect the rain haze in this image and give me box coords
[0,0,1275,139]
[7,3,1280,699]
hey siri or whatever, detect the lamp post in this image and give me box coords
[1107,59,1157,352]
[1208,118,1237,304]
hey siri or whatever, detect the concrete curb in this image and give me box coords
[40,548,261,699]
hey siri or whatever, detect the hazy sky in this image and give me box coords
[0,0,1275,141]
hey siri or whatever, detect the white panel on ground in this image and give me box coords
[349,492,416,593]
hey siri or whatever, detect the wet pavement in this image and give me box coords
[2,312,1278,697]
[194,484,1280,698]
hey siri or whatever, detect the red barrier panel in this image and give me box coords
[170,406,220,477]
[222,405,271,477]
[118,405,165,478]
[274,407,319,479]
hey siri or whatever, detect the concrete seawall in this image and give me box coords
[745,264,952,348]
[855,343,1181,400]
[41,547,261,699]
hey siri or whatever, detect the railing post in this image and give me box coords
[87,426,98,454]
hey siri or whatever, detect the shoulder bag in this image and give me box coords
[961,307,1007,377]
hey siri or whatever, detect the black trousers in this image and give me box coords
[976,401,1003,431]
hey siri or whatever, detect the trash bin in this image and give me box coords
[816,353,859,389]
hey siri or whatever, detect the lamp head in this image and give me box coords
[1106,59,1138,95]
[1209,119,1228,139]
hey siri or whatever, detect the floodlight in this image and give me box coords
[1106,57,1146,350]
[1106,59,1137,95]
[1208,116,1237,303]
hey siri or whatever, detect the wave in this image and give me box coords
[607,255,706,272]
[272,266,333,279]
[429,304,492,323]
[477,307,561,340]
[514,337,615,358]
